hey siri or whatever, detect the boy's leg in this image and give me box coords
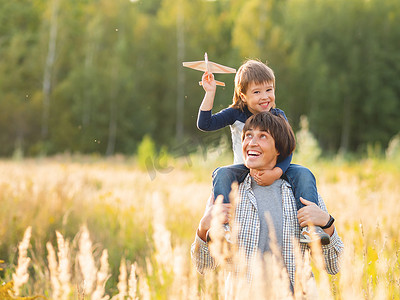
[284,164,330,245]
[284,164,318,209]
[212,164,249,204]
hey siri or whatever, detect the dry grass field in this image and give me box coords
[0,150,399,299]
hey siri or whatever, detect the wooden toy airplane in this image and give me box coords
[182,52,236,87]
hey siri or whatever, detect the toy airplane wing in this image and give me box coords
[183,53,236,87]
[182,60,236,74]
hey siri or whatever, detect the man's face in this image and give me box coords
[242,127,279,170]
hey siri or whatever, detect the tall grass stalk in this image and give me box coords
[77,226,97,296]
[12,226,32,296]
[56,231,71,299]
[92,249,110,300]
[111,258,127,300]
[128,263,138,300]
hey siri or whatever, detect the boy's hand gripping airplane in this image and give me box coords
[182,52,236,87]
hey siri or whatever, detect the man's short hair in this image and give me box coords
[242,112,296,162]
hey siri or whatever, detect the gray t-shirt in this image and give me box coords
[251,178,283,253]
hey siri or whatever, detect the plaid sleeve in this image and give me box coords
[321,228,344,275]
[317,194,344,275]
[190,233,217,274]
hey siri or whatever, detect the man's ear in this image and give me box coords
[276,146,280,156]
[240,92,246,102]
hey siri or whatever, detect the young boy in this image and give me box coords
[197,59,329,245]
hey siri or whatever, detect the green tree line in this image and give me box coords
[0,0,399,157]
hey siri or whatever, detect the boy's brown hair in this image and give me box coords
[230,59,276,111]
[242,112,295,163]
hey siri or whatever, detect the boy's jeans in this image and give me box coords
[212,163,318,210]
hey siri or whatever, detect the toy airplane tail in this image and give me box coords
[199,79,226,87]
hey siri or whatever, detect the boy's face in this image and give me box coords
[242,127,279,171]
[241,81,275,114]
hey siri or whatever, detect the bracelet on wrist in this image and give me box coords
[321,214,335,229]
[206,230,211,243]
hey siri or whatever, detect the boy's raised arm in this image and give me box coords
[199,72,217,111]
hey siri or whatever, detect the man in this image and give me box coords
[191,112,343,292]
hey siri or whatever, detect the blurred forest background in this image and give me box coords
[1,1,400,298]
[1,0,399,158]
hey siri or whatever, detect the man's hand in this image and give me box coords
[250,167,283,186]
[297,197,329,227]
[297,197,334,236]
[197,195,231,242]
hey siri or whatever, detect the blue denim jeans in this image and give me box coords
[283,164,318,210]
[212,163,318,209]
[212,164,249,204]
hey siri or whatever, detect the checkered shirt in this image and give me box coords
[191,175,344,287]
